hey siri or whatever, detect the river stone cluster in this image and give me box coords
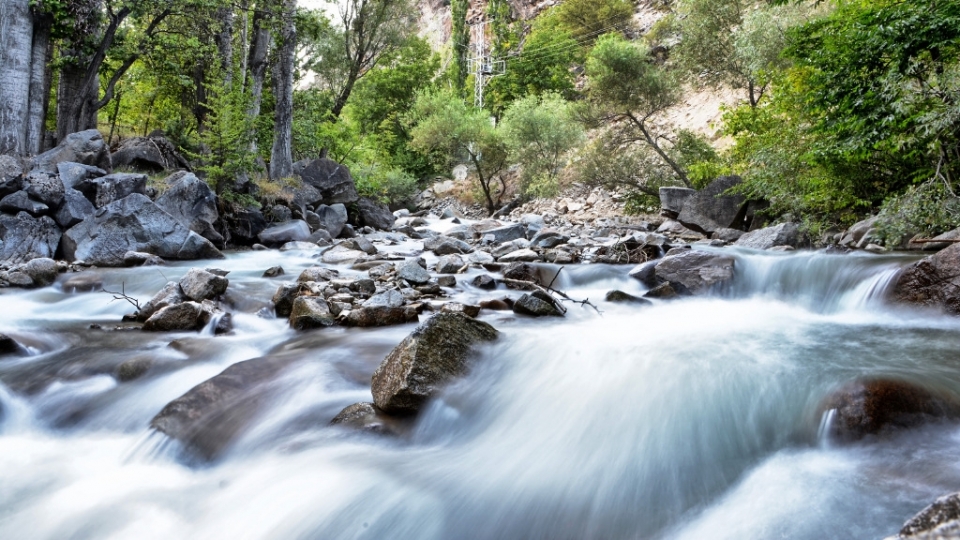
[136,268,232,333]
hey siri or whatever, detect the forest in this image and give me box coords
[0,0,958,244]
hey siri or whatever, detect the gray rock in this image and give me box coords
[32,130,111,173]
[425,235,473,255]
[0,212,61,264]
[654,249,735,294]
[0,155,23,197]
[363,289,405,308]
[628,260,659,287]
[116,357,153,382]
[312,203,348,238]
[111,134,189,172]
[62,194,222,266]
[498,248,539,263]
[0,191,49,215]
[60,272,103,293]
[735,222,800,250]
[330,402,407,435]
[659,187,696,218]
[56,161,106,191]
[296,158,359,205]
[644,282,683,299]
[482,223,526,244]
[898,492,960,539]
[343,306,419,327]
[396,260,431,285]
[55,188,95,228]
[280,241,321,251]
[437,275,456,287]
[89,173,147,208]
[306,229,334,245]
[444,224,472,241]
[513,291,564,317]
[262,266,284,278]
[23,171,64,207]
[530,228,569,248]
[20,258,58,287]
[142,301,211,331]
[124,251,165,266]
[839,216,878,247]
[436,254,465,274]
[0,333,26,356]
[272,284,301,318]
[222,208,267,246]
[156,172,222,245]
[605,290,652,305]
[137,282,186,322]
[355,197,397,230]
[712,227,746,243]
[320,245,365,264]
[341,236,377,255]
[257,220,311,246]
[676,176,748,235]
[472,274,497,290]
[289,297,336,329]
[297,266,339,283]
[371,313,499,414]
[179,268,229,302]
[338,224,358,238]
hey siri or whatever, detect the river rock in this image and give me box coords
[156,172,222,245]
[396,260,430,285]
[124,251,164,266]
[0,155,23,197]
[272,284,301,318]
[62,194,222,266]
[440,302,481,318]
[344,306,418,327]
[530,229,569,249]
[839,216,878,248]
[482,223,526,245]
[23,170,64,207]
[472,274,497,290]
[355,197,396,230]
[179,268,229,302]
[0,333,25,356]
[222,208,267,246]
[436,255,465,274]
[138,281,186,322]
[150,355,296,459]
[644,282,683,299]
[296,158,359,205]
[61,272,103,293]
[659,187,696,218]
[676,176,748,235]
[142,301,212,332]
[425,235,473,255]
[289,297,336,329]
[0,191,49,216]
[320,245,365,264]
[0,212,61,264]
[605,290,652,305]
[19,258,58,287]
[895,492,960,540]
[513,291,564,317]
[32,129,111,173]
[502,262,542,288]
[312,204,348,238]
[712,227,746,243]
[363,290,404,308]
[499,248,539,263]
[297,266,339,283]
[820,378,960,443]
[330,402,408,435]
[371,312,499,415]
[55,188,95,228]
[56,161,106,191]
[653,250,735,294]
[116,357,153,382]
[890,243,960,314]
[88,172,147,208]
[735,222,800,250]
[257,220,311,246]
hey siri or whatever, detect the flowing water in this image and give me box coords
[1,241,960,539]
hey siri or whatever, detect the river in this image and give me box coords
[1,244,958,539]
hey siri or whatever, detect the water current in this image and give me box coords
[1,237,959,539]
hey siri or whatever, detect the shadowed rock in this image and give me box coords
[890,243,960,315]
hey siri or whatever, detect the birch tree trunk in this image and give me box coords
[269,0,296,179]
[215,6,235,89]
[26,14,51,155]
[0,0,34,155]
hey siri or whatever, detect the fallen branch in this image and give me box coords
[102,282,141,311]
[499,277,602,315]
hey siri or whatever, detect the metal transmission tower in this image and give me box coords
[468,20,505,109]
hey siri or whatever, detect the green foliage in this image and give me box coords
[451,0,470,97]
[554,0,634,42]
[671,130,726,189]
[192,81,260,195]
[500,92,583,198]
[353,164,420,205]
[875,181,960,247]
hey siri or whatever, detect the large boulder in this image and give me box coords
[481,223,526,244]
[32,130,111,173]
[819,378,960,443]
[0,190,49,216]
[137,281,186,321]
[894,492,960,539]
[56,161,107,191]
[156,172,222,245]
[150,355,297,459]
[653,249,735,294]
[354,197,396,230]
[295,158,359,205]
[142,301,215,331]
[890,243,960,314]
[371,312,499,415]
[22,170,64,207]
[55,189,95,228]
[111,134,190,173]
[257,220,311,246]
[84,172,148,208]
[0,212,61,264]
[222,207,267,246]
[61,193,222,266]
[676,176,748,235]
[179,268,228,301]
[311,204,348,238]
[659,187,696,218]
[734,222,801,250]
[0,155,24,197]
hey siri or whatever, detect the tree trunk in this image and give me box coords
[246,8,270,153]
[0,0,34,155]
[269,0,296,179]
[329,69,358,120]
[56,59,99,141]
[26,13,51,155]
[215,6,235,89]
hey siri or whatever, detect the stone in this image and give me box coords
[530,229,569,248]
[0,155,23,197]
[676,176,748,235]
[20,258,58,287]
[156,172,222,245]
[502,262,542,288]
[150,355,297,459]
[735,222,800,250]
[320,245,365,264]
[32,129,111,173]
[437,275,456,288]
[839,216,878,247]
[0,191,48,216]
[142,302,211,331]
[338,224,358,238]
[343,306,419,327]
[363,289,405,308]
[712,227,746,243]
[628,260,659,287]
[371,313,499,414]
[267,204,292,223]
[513,291,564,317]
[179,268,229,302]
[355,197,397,230]
[296,158,359,205]
[110,134,188,172]
[472,274,497,290]
[137,282,186,322]
[123,251,165,266]
[56,161,106,191]
[467,251,495,265]
[396,260,431,285]
[654,250,735,294]
[297,266,339,283]
[341,236,377,255]
[644,282,683,299]
[289,297,336,329]
[330,402,407,435]
[440,302,481,318]
[498,248,539,263]
[262,266,284,278]
[61,272,103,293]
[23,170,64,207]
[479,299,512,311]
[116,357,153,382]
[62,194,222,266]
[222,208,267,246]
[657,219,704,238]
[425,235,473,255]
[890,243,960,314]
[272,284,301,317]
[898,492,960,539]
[605,290,652,305]
[88,172,148,208]
[659,187,696,218]
[0,212,61,264]
[278,241,319,251]
[256,220,311,246]
[0,333,25,356]
[482,223,526,244]
[312,203,348,238]
[820,378,960,443]
[436,254,465,274]
[55,188,95,228]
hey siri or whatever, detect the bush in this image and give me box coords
[353,164,420,206]
[875,180,960,246]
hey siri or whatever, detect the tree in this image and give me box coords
[500,92,583,197]
[553,0,633,43]
[451,0,469,97]
[584,33,690,188]
[269,0,295,178]
[0,0,35,155]
[407,89,508,215]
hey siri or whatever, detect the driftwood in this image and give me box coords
[500,268,602,315]
[102,282,141,310]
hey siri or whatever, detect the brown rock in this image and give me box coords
[343,306,419,327]
[890,243,960,314]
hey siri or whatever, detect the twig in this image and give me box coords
[499,278,602,315]
[102,282,141,310]
[546,267,562,289]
